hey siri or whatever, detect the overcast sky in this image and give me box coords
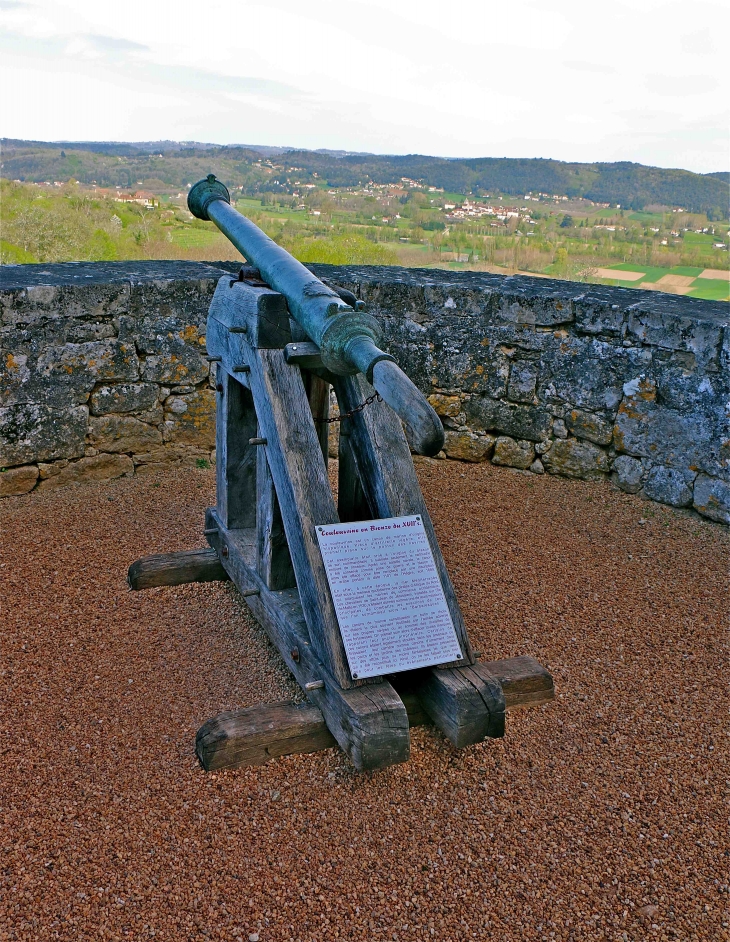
[1,0,728,173]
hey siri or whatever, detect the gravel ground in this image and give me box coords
[1,461,728,942]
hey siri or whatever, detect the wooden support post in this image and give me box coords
[195,655,554,771]
[410,662,505,747]
[337,419,370,523]
[249,348,354,689]
[332,373,474,669]
[256,440,296,591]
[204,508,410,771]
[304,372,330,465]
[127,548,229,590]
[216,370,257,529]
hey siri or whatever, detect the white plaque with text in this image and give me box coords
[315,515,462,679]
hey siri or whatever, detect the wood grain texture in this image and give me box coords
[305,372,330,464]
[414,662,505,747]
[207,276,292,349]
[194,655,554,771]
[332,372,474,670]
[204,507,409,770]
[127,548,229,590]
[284,341,323,369]
[196,701,336,771]
[216,371,258,530]
[337,424,370,523]
[486,654,555,708]
[256,442,296,590]
[249,347,353,689]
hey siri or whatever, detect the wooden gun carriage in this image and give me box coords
[129,177,554,771]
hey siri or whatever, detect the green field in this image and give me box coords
[1,178,727,301]
[595,262,729,301]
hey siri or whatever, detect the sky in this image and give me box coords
[1,0,728,174]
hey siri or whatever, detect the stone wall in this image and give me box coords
[1,261,728,525]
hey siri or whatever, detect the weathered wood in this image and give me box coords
[195,655,554,771]
[487,654,555,708]
[127,548,229,590]
[412,662,505,747]
[208,276,292,349]
[333,372,474,670]
[337,422,370,522]
[250,347,354,689]
[284,341,323,369]
[196,701,336,771]
[305,372,330,464]
[256,441,296,590]
[204,508,410,770]
[216,370,258,529]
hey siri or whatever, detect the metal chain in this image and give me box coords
[319,392,382,424]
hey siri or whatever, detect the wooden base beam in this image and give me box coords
[128,548,230,590]
[196,655,554,771]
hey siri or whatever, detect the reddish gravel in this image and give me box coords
[1,462,728,942]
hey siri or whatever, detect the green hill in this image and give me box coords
[1,139,727,218]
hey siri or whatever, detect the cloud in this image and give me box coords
[645,74,719,97]
[0,1,31,8]
[64,32,149,60]
[83,33,148,53]
[564,60,615,75]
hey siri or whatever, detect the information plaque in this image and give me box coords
[316,515,462,679]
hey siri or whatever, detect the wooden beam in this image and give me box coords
[256,442,296,591]
[204,508,410,771]
[216,371,258,530]
[127,548,229,590]
[332,372,474,671]
[250,348,354,689]
[411,662,505,748]
[195,655,554,771]
[196,701,335,771]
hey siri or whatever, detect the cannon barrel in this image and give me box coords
[188,175,444,457]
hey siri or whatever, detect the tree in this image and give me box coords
[560,215,573,228]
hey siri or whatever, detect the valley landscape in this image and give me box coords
[2,139,728,300]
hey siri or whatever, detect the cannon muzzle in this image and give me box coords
[188,175,444,456]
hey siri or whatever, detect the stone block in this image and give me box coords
[573,297,626,336]
[507,361,538,403]
[614,390,725,479]
[37,454,134,489]
[0,464,39,497]
[544,338,651,413]
[443,431,495,462]
[529,459,545,474]
[566,409,613,445]
[161,389,216,447]
[497,293,574,327]
[465,396,551,443]
[88,415,162,453]
[542,438,609,480]
[0,403,88,466]
[627,308,722,366]
[491,436,535,469]
[611,455,644,494]
[693,475,730,524]
[427,394,462,417]
[642,465,696,508]
[140,352,209,385]
[132,444,212,470]
[37,339,140,389]
[90,383,159,415]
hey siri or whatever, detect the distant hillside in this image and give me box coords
[705,171,729,184]
[1,139,727,217]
